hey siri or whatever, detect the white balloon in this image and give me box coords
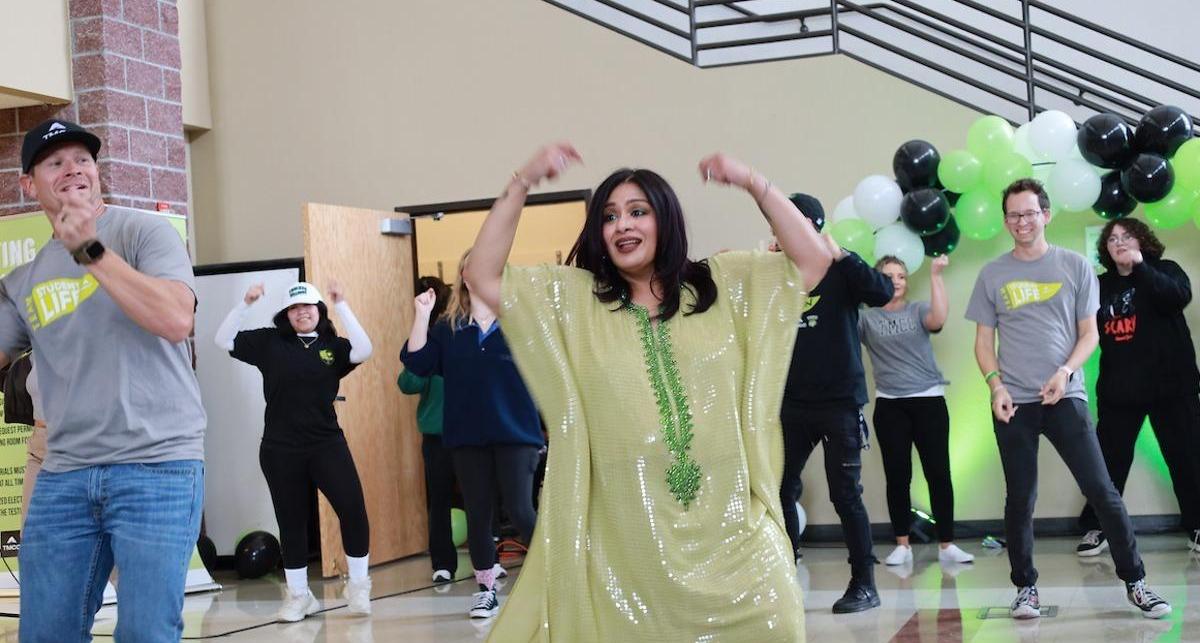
[1012,122,1036,162]
[852,175,903,230]
[1029,110,1078,162]
[831,196,860,224]
[1047,158,1102,211]
[874,222,925,274]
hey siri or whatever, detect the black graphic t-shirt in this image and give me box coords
[231,328,358,448]
[1096,258,1199,405]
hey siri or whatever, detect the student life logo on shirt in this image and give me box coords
[1000,280,1062,311]
[25,274,100,329]
[796,295,821,329]
[319,349,335,366]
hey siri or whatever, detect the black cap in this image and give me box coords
[21,119,102,174]
[787,192,826,232]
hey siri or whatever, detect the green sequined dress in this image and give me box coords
[489,251,808,642]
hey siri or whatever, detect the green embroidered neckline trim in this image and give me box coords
[628,304,700,508]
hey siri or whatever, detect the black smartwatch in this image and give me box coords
[71,239,106,265]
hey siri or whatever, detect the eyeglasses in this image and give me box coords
[1107,234,1136,244]
[1004,209,1044,223]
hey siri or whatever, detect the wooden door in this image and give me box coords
[302,203,424,577]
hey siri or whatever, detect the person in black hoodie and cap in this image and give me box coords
[773,193,893,613]
[1076,217,1200,556]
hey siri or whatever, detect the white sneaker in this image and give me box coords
[278,588,319,622]
[432,569,452,582]
[493,562,508,579]
[938,543,975,563]
[884,544,912,566]
[346,577,372,615]
[1010,585,1041,619]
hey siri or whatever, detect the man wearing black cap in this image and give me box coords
[773,193,893,613]
[0,120,206,640]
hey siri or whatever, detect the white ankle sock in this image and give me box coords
[346,554,369,580]
[284,567,309,596]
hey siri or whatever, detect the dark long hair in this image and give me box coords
[1096,217,1165,273]
[273,301,338,339]
[566,168,716,321]
[417,275,451,321]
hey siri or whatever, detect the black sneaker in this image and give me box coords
[1076,530,1108,557]
[1010,585,1040,619]
[1126,579,1172,619]
[831,580,880,613]
[469,585,499,618]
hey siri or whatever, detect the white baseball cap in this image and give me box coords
[280,282,323,312]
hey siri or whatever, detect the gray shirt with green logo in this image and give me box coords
[0,207,206,472]
[964,245,1098,404]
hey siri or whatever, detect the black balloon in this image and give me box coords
[1077,113,1135,169]
[197,535,218,572]
[922,217,960,257]
[899,188,951,236]
[893,140,941,192]
[234,531,282,579]
[1134,105,1194,157]
[942,189,961,207]
[787,192,825,231]
[1092,171,1138,219]
[1120,153,1174,203]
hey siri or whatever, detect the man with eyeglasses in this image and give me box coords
[964,178,1171,620]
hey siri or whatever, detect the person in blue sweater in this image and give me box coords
[401,250,543,619]
[398,275,458,584]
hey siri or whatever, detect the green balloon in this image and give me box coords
[1143,183,1198,229]
[938,149,984,193]
[830,218,875,263]
[967,115,1015,161]
[983,151,1033,195]
[1172,139,1200,193]
[451,507,468,547]
[955,189,1005,241]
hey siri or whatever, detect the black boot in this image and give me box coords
[832,568,881,614]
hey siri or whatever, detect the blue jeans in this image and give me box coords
[19,461,204,643]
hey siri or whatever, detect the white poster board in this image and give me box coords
[194,262,302,555]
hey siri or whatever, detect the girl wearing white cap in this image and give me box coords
[215,281,374,621]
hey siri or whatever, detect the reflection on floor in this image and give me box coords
[0,534,1197,641]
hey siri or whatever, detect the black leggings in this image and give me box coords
[452,445,540,572]
[260,440,370,569]
[422,434,458,573]
[873,396,956,542]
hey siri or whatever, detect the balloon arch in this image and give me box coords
[821,106,1199,273]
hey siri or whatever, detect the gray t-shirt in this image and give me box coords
[859,301,948,396]
[964,245,1098,404]
[0,207,206,472]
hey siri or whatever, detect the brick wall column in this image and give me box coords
[0,0,187,217]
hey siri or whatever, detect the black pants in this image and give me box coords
[873,396,956,542]
[260,440,370,569]
[1080,394,1200,533]
[452,445,539,572]
[422,434,458,573]
[994,399,1144,586]
[780,404,877,580]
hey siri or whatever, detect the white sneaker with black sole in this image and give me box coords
[1076,530,1108,557]
[1126,579,1172,619]
[278,589,319,622]
[432,569,452,583]
[1010,585,1041,619]
[470,585,499,618]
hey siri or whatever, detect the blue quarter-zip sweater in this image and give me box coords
[400,318,543,449]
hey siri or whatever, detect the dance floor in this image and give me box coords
[0,534,1196,641]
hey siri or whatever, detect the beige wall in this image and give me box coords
[192,0,1200,527]
[179,0,213,130]
[0,0,71,108]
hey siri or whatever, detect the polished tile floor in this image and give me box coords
[1,534,1198,641]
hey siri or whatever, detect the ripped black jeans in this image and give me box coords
[780,404,878,580]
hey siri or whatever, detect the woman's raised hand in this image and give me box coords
[515,142,583,188]
[414,288,436,319]
[698,153,755,191]
[244,283,265,306]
